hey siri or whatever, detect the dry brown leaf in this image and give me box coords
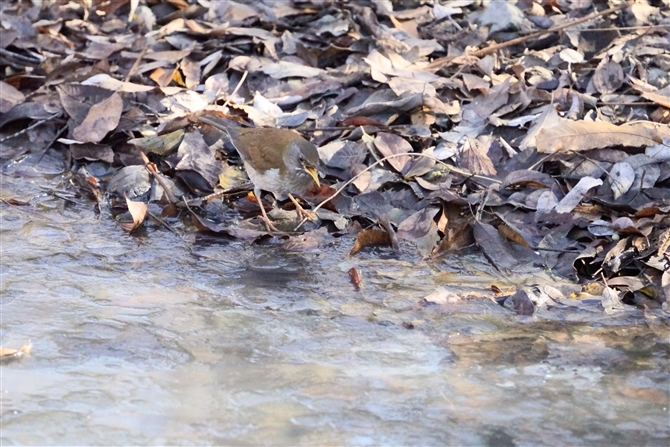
[373,132,412,172]
[119,195,148,232]
[348,267,362,290]
[350,229,392,255]
[498,224,530,247]
[460,136,496,176]
[72,92,123,143]
[536,119,670,153]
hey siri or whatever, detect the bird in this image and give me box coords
[199,115,322,232]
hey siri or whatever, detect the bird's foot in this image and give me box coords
[259,215,280,233]
[252,191,280,233]
[288,194,318,222]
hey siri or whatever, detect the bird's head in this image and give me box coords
[284,139,322,187]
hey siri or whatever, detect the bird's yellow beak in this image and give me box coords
[305,166,320,187]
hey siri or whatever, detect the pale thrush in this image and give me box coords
[200,115,322,231]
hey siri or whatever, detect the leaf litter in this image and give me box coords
[1,0,669,320]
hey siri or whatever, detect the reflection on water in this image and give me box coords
[1,156,669,446]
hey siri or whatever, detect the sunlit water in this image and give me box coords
[1,152,669,446]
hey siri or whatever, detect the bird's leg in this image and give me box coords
[254,189,280,233]
[288,194,318,222]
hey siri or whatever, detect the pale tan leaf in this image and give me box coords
[0,343,32,358]
[554,176,602,213]
[119,195,148,232]
[536,118,670,153]
[610,161,635,199]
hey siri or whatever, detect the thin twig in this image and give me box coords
[222,70,247,110]
[124,46,148,82]
[295,152,501,231]
[139,152,178,203]
[428,0,634,70]
[34,122,67,165]
[0,113,61,143]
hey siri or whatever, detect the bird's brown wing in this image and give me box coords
[233,128,303,173]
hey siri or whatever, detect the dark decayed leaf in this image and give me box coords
[501,170,555,190]
[175,129,222,189]
[503,289,535,316]
[128,129,185,156]
[69,143,114,164]
[397,207,439,241]
[0,80,25,113]
[327,141,369,172]
[472,221,542,272]
[107,165,151,200]
[593,58,623,95]
[57,84,115,124]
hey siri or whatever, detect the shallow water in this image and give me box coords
[1,153,669,446]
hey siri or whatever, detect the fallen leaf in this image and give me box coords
[350,229,392,255]
[554,176,603,214]
[610,161,635,199]
[119,194,148,232]
[536,118,670,153]
[72,92,123,143]
[374,132,412,172]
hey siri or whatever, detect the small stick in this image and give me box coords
[222,70,247,110]
[139,151,178,204]
[0,113,61,143]
[428,0,634,70]
[124,46,148,82]
[34,122,67,165]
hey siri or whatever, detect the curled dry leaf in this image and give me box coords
[119,194,148,232]
[348,267,362,291]
[498,224,531,247]
[350,229,392,255]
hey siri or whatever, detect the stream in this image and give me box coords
[1,152,669,446]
